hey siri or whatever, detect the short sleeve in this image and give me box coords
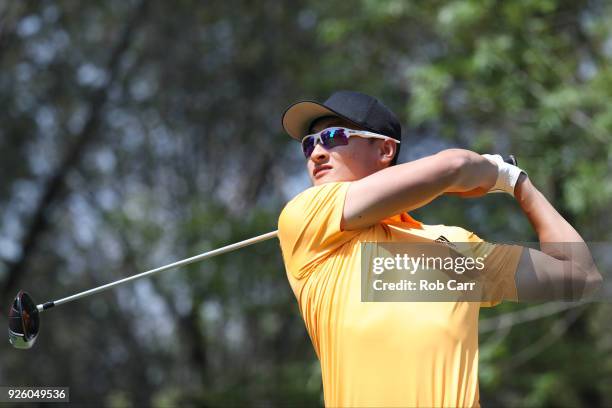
[278,182,358,280]
[465,230,523,307]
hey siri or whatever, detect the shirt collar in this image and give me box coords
[383,212,423,229]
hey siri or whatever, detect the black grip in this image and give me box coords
[504,155,517,166]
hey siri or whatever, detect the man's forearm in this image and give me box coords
[513,174,601,298]
[342,149,496,230]
[514,174,583,246]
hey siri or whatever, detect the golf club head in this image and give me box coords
[8,291,40,349]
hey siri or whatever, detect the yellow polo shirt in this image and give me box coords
[278,182,522,408]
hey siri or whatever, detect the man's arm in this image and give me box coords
[513,175,602,300]
[342,149,497,230]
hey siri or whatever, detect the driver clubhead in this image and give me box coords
[8,291,39,349]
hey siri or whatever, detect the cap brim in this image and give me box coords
[282,101,362,141]
[282,101,335,140]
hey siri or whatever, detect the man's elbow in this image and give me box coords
[570,263,603,300]
[582,264,603,297]
[437,149,469,178]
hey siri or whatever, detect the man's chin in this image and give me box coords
[312,173,343,185]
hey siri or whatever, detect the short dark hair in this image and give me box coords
[308,115,399,166]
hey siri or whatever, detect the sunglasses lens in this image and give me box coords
[322,128,349,148]
[302,136,315,158]
[302,128,350,158]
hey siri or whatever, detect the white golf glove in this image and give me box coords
[482,154,527,197]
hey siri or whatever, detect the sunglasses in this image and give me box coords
[301,127,400,158]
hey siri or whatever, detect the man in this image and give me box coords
[277,90,601,407]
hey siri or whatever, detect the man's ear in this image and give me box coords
[379,139,396,167]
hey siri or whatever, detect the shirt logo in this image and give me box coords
[435,235,456,248]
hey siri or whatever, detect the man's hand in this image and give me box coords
[444,150,498,198]
[481,154,526,197]
[446,153,526,198]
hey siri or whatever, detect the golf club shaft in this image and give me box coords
[37,230,279,312]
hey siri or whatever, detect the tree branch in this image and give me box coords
[2,0,150,299]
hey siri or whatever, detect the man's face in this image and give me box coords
[306,116,396,186]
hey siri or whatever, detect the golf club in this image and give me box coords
[7,155,519,350]
[8,230,279,349]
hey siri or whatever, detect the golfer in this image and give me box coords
[277,90,601,407]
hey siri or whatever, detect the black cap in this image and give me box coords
[282,90,402,143]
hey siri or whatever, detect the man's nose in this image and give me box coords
[310,142,329,162]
